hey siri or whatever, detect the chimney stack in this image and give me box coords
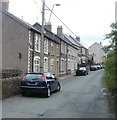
[76,36,80,42]
[57,26,63,35]
[44,22,52,31]
[0,0,9,11]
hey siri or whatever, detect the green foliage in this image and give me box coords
[104,52,117,92]
[104,22,117,94]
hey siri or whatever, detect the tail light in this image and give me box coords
[42,73,46,80]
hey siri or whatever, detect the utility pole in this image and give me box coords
[40,0,45,73]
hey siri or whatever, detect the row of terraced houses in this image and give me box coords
[1,1,90,77]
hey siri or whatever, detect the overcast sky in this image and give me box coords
[9,0,116,48]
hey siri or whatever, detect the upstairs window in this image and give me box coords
[35,33,41,52]
[44,38,48,54]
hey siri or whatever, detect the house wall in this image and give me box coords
[2,12,29,75]
[59,41,67,76]
[48,41,60,77]
[88,42,105,64]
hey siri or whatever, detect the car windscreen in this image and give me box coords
[25,74,42,80]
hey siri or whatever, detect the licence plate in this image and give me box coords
[27,82,38,85]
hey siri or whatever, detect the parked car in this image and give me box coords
[76,67,88,76]
[90,65,98,71]
[95,64,101,70]
[21,72,61,97]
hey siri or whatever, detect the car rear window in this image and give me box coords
[25,74,42,80]
[79,67,86,70]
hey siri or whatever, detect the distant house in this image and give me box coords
[56,26,88,75]
[88,42,105,64]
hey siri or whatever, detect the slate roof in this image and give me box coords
[33,23,60,44]
[69,35,87,49]
[63,34,81,49]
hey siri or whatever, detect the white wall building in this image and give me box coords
[88,42,105,64]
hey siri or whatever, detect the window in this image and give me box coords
[44,57,48,72]
[50,59,54,74]
[35,33,41,52]
[61,58,64,71]
[68,59,71,69]
[44,38,48,54]
[56,44,59,56]
[68,46,70,55]
[64,43,67,54]
[34,56,40,72]
[29,31,32,46]
[61,42,64,54]
[51,42,54,55]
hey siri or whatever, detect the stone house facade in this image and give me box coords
[33,22,60,77]
[1,4,89,77]
[88,42,105,64]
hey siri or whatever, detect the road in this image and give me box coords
[2,69,115,118]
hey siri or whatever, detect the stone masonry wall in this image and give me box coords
[1,76,23,100]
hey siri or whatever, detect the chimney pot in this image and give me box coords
[76,36,80,42]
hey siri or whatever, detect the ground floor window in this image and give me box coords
[44,57,48,72]
[34,56,40,72]
[50,59,54,74]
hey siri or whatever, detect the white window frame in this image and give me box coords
[44,38,48,54]
[44,57,48,72]
[61,58,64,71]
[34,56,40,72]
[35,33,41,52]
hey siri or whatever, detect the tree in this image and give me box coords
[104,22,117,97]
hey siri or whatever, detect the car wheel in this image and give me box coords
[57,83,61,92]
[21,92,27,96]
[46,88,51,97]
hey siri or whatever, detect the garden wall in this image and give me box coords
[1,76,23,100]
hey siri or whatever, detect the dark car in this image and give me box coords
[90,65,98,71]
[76,67,88,76]
[21,72,61,97]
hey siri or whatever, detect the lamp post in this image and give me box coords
[48,3,60,22]
[40,0,45,73]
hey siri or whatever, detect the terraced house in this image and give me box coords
[1,0,88,78]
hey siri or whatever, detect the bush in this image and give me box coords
[104,52,117,94]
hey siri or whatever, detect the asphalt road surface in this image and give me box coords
[2,69,115,118]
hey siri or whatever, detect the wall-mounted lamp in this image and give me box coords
[19,53,22,59]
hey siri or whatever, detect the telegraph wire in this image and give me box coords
[32,0,42,14]
[39,0,89,48]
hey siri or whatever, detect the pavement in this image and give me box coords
[59,73,75,80]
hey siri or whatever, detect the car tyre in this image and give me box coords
[57,83,61,92]
[21,92,27,96]
[46,88,51,97]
